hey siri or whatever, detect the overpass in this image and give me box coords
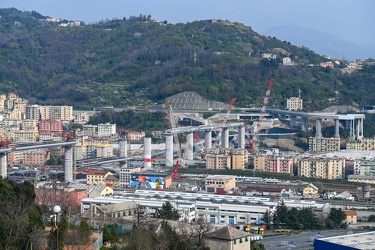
[267,109,365,140]
[165,122,246,167]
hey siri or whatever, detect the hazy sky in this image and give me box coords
[2,0,374,45]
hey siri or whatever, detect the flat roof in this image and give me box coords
[315,231,375,249]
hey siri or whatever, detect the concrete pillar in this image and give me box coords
[186,132,194,161]
[1,153,7,178]
[301,117,308,133]
[165,134,174,167]
[350,119,355,141]
[290,116,297,127]
[143,137,152,169]
[222,128,229,148]
[64,146,73,184]
[238,125,245,149]
[334,119,340,138]
[360,118,364,139]
[205,130,212,149]
[119,140,127,158]
[315,119,322,137]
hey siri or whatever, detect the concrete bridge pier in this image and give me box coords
[1,153,7,178]
[238,125,245,149]
[315,119,322,137]
[64,146,73,184]
[290,116,298,127]
[222,128,229,148]
[186,132,194,161]
[301,117,308,133]
[165,134,174,167]
[205,130,212,150]
[357,118,364,140]
[334,119,340,138]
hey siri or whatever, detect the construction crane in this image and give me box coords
[214,98,237,147]
[172,160,181,179]
[250,78,274,152]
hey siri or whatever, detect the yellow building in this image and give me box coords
[206,154,231,169]
[9,109,23,120]
[13,130,39,142]
[309,137,340,152]
[253,155,267,171]
[87,169,112,185]
[231,149,249,169]
[298,156,345,180]
[346,138,375,150]
[344,210,357,224]
[303,183,319,196]
[205,175,236,193]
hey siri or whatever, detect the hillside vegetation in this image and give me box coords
[0,8,374,110]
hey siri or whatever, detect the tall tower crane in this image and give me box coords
[250,78,274,152]
[214,98,237,147]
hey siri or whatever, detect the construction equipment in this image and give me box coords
[164,105,184,164]
[250,78,274,152]
[0,136,11,149]
[214,98,237,147]
[172,160,181,179]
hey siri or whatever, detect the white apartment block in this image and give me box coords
[96,144,113,158]
[282,57,293,65]
[73,111,90,124]
[97,123,116,137]
[21,120,39,131]
[83,125,97,136]
[286,97,303,110]
[119,167,141,187]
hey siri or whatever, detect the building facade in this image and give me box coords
[298,156,346,180]
[205,175,236,193]
[286,97,303,111]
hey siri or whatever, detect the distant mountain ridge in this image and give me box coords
[263,25,375,61]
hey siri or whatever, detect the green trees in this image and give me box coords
[325,208,347,229]
[0,178,44,250]
[156,201,180,220]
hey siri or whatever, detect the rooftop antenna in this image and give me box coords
[298,87,302,99]
[241,9,244,24]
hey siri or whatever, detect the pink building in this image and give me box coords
[268,157,294,174]
[23,150,50,165]
[39,120,63,136]
[320,61,334,69]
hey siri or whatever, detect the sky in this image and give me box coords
[1,0,374,45]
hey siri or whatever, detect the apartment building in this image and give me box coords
[74,142,113,160]
[86,169,112,185]
[309,137,340,152]
[97,123,116,137]
[253,155,268,171]
[119,167,141,187]
[9,109,23,120]
[39,120,63,136]
[298,156,345,180]
[23,149,50,165]
[13,130,39,142]
[26,105,41,120]
[128,131,146,141]
[21,120,39,131]
[231,149,249,170]
[359,160,375,176]
[346,138,375,150]
[286,97,303,111]
[96,143,113,158]
[206,154,231,169]
[83,125,97,136]
[73,111,90,124]
[268,157,294,174]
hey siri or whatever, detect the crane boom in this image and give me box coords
[250,78,274,152]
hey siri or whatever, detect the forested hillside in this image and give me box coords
[0,8,374,110]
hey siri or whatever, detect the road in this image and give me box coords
[261,230,355,250]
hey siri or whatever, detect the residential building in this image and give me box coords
[119,167,141,187]
[261,53,276,59]
[74,142,113,160]
[73,111,90,124]
[105,174,119,187]
[286,97,303,111]
[359,160,375,176]
[96,143,113,158]
[205,175,236,193]
[26,105,41,120]
[39,105,73,121]
[83,125,97,136]
[86,169,112,185]
[128,131,146,141]
[21,120,39,131]
[39,120,63,136]
[23,149,50,165]
[346,138,375,150]
[268,156,294,174]
[9,109,23,120]
[97,123,116,137]
[282,57,293,65]
[320,61,334,68]
[206,154,231,169]
[309,137,340,152]
[303,183,319,196]
[298,156,345,180]
[231,149,249,169]
[88,185,114,197]
[344,210,357,224]
[204,226,251,250]
[13,130,39,142]
[253,155,268,171]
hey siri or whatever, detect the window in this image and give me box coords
[123,211,126,216]
[245,237,248,242]
[234,239,236,245]
[118,213,120,217]
[240,238,243,243]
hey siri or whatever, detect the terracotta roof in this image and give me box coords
[204,226,250,241]
[344,210,357,216]
[87,169,107,176]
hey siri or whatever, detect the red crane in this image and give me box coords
[172,160,181,179]
[250,78,274,152]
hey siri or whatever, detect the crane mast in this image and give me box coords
[250,78,274,152]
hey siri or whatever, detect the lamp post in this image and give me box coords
[53,205,61,249]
